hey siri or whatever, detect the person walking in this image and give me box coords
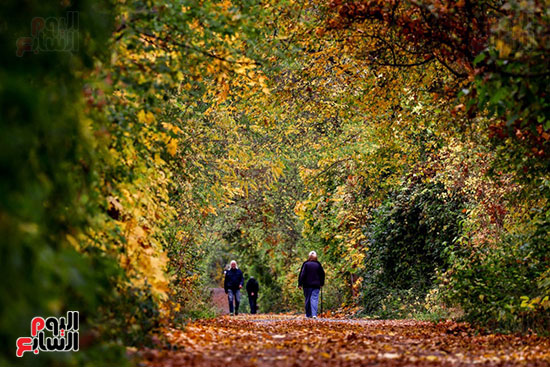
[246,276,259,314]
[298,251,325,318]
[224,260,244,315]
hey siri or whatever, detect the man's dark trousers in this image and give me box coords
[248,296,257,314]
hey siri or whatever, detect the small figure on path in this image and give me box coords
[224,260,244,315]
[246,276,259,314]
[298,251,325,318]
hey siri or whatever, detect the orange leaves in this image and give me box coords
[90,110,175,304]
[140,317,550,366]
[166,139,178,156]
[218,81,230,102]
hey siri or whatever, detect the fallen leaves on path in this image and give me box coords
[139,316,550,366]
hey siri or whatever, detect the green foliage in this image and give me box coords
[362,180,464,315]
[368,289,426,320]
[0,0,135,365]
[172,289,220,322]
[444,198,550,332]
[2,1,549,357]
[472,0,550,177]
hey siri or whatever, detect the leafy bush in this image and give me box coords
[444,199,550,332]
[0,1,161,365]
[362,180,464,315]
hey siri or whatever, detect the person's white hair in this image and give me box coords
[230,260,238,268]
[308,251,317,257]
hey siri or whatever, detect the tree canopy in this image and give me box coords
[1,0,549,365]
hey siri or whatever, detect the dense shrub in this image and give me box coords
[0,1,158,365]
[444,198,550,332]
[362,180,464,315]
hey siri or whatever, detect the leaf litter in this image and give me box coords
[138,315,550,366]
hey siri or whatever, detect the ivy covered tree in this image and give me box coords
[363,181,465,316]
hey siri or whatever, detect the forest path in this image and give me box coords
[211,287,229,315]
[139,315,550,366]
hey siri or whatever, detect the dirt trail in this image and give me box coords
[140,315,550,366]
[211,288,229,315]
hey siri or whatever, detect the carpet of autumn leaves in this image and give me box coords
[138,315,550,367]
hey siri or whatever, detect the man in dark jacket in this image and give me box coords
[298,251,325,318]
[246,276,259,314]
[224,260,244,315]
